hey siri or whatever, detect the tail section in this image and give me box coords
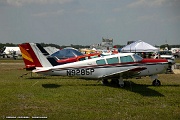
[36,43,50,56]
[19,43,54,68]
[19,43,36,70]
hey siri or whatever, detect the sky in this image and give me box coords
[0,0,180,46]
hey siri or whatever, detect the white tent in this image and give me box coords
[121,40,159,53]
[3,47,21,55]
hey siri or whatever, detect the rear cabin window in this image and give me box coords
[96,59,106,65]
[106,57,119,64]
[90,56,98,59]
[120,56,134,63]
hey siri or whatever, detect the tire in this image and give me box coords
[152,79,161,86]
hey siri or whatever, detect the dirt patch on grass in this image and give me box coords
[173,69,180,74]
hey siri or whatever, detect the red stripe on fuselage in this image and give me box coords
[53,58,168,70]
[36,58,168,73]
[141,58,168,63]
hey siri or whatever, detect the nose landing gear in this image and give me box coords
[150,75,161,86]
[152,79,161,86]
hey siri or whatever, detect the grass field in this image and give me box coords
[0,60,180,120]
[175,58,180,64]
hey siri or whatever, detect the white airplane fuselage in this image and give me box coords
[19,43,169,86]
[34,53,168,79]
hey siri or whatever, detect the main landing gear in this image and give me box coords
[102,75,162,87]
[102,77,124,87]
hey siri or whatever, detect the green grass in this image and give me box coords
[175,58,180,63]
[0,60,180,120]
[0,58,23,63]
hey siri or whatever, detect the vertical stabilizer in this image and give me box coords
[19,43,53,68]
[29,43,53,67]
[19,43,36,70]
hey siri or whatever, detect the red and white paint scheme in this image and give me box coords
[20,43,168,87]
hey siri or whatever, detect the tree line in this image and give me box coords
[0,43,90,50]
[0,42,180,50]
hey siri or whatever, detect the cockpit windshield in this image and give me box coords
[133,54,143,62]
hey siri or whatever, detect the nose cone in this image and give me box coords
[141,58,169,73]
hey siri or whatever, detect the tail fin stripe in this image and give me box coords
[19,45,34,63]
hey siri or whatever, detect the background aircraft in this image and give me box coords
[20,43,168,87]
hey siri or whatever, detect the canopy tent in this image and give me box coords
[121,40,159,53]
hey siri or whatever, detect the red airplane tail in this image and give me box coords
[19,43,57,70]
[19,43,43,70]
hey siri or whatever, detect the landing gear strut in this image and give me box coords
[110,78,124,87]
[117,77,124,87]
[102,77,125,87]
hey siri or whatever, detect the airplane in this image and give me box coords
[20,43,168,87]
[19,43,100,70]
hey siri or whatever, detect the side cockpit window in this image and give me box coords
[96,59,106,65]
[120,55,134,63]
[133,54,143,62]
[106,57,119,64]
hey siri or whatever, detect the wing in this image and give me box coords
[100,66,147,79]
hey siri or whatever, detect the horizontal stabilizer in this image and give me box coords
[32,67,51,73]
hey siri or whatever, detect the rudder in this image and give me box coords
[19,43,53,68]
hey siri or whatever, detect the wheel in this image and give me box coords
[102,79,109,85]
[119,84,124,87]
[111,79,124,87]
[152,79,161,86]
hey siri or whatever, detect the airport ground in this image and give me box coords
[0,59,180,119]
